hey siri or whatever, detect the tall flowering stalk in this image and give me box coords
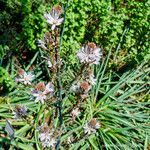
[36,2,102,149]
[37,5,64,149]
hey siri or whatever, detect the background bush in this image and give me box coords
[0,67,14,93]
[0,0,46,55]
[0,0,149,64]
[62,0,150,64]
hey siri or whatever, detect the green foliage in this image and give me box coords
[0,0,149,63]
[0,0,21,54]
[0,67,14,92]
[20,0,46,51]
[0,45,9,59]
[124,0,150,62]
[0,0,46,53]
[61,0,149,64]
[0,55,149,149]
[60,51,149,149]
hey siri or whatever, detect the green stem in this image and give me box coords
[56,1,70,150]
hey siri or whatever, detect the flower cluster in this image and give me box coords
[38,124,56,148]
[37,6,64,73]
[71,65,97,102]
[83,118,100,135]
[77,42,102,65]
[15,69,34,85]
[31,82,54,104]
[44,5,63,30]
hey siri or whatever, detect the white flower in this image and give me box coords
[39,132,56,148]
[39,132,50,141]
[67,136,74,144]
[38,124,56,148]
[43,82,54,95]
[83,123,96,135]
[47,138,56,148]
[77,42,102,65]
[16,71,34,85]
[37,39,47,50]
[44,6,63,30]
[44,13,63,30]
[70,83,80,93]
[83,118,100,135]
[94,122,101,129]
[32,90,47,104]
[71,108,80,118]
[31,82,54,104]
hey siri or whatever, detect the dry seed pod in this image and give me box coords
[80,81,91,92]
[89,118,101,129]
[17,69,25,76]
[44,32,55,47]
[89,118,97,128]
[35,82,46,91]
[87,42,97,49]
[52,5,63,15]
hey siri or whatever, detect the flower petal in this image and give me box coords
[51,24,56,30]
[56,18,63,25]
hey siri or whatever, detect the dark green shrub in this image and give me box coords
[20,0,46,51]
[0,45,9,59]
[0,0,46,53]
